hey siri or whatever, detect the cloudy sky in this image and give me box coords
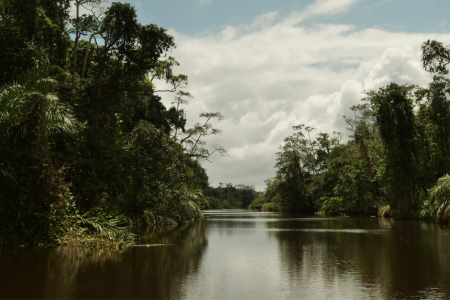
[93,0,450,190]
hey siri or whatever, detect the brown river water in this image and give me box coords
[1,209,450,299]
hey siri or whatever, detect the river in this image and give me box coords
[1,209,450,299]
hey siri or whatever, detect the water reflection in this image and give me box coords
[1,211,450,299]
[269,216,450,299]
[0,220,208,299]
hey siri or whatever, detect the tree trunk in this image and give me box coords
[81,34,95,79]
[72,1,80,87]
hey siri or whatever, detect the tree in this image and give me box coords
[0,1,224,246]
[419,40,450,178]
[273,125,340,212]
[367,83,420,217]
[0,0,71,85]
[179,112,227,162]
[0,68,76,243]
[70,0,104,86]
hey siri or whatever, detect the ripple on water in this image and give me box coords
[265,228,388,234]
[206,218,340,222]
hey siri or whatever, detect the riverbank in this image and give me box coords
[249,200,450,224]
[0,206,204,249]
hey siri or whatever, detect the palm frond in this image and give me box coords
[78,212,134,240]
[46,98,76,135]
[187,200,201,212]
[0,83,24,118]
[0,68,77,146]
[428,174,450,222]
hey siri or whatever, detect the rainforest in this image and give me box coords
[249,42,450,224]
[1,0,450,251]
[0,0,234,247]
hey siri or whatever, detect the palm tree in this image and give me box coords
[0,69,78,244]
[0,69,76,170]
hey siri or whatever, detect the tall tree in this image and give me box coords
[0,0,71,85]
[367,83,419,217]
[419,40,450,177]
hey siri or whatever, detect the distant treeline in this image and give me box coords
[250,40,450,223]
[204,183,261,209]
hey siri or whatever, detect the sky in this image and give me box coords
[80,0,450,190]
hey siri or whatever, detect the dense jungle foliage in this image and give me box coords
[250,40,450,223]
[0,0,226,247]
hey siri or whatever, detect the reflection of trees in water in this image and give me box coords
[0,220,208,299]
[206,212,259,238]
[0,247,92,299]
[269,217,450,299]
[210,219,258,238]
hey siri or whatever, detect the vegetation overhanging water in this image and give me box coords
[1,1,450,251]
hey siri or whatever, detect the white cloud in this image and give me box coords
[284,0,361,25]
[150,0,450,190]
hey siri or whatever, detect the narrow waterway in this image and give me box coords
[1,210,450,299]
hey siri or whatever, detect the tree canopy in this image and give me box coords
[0,0,225,247]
